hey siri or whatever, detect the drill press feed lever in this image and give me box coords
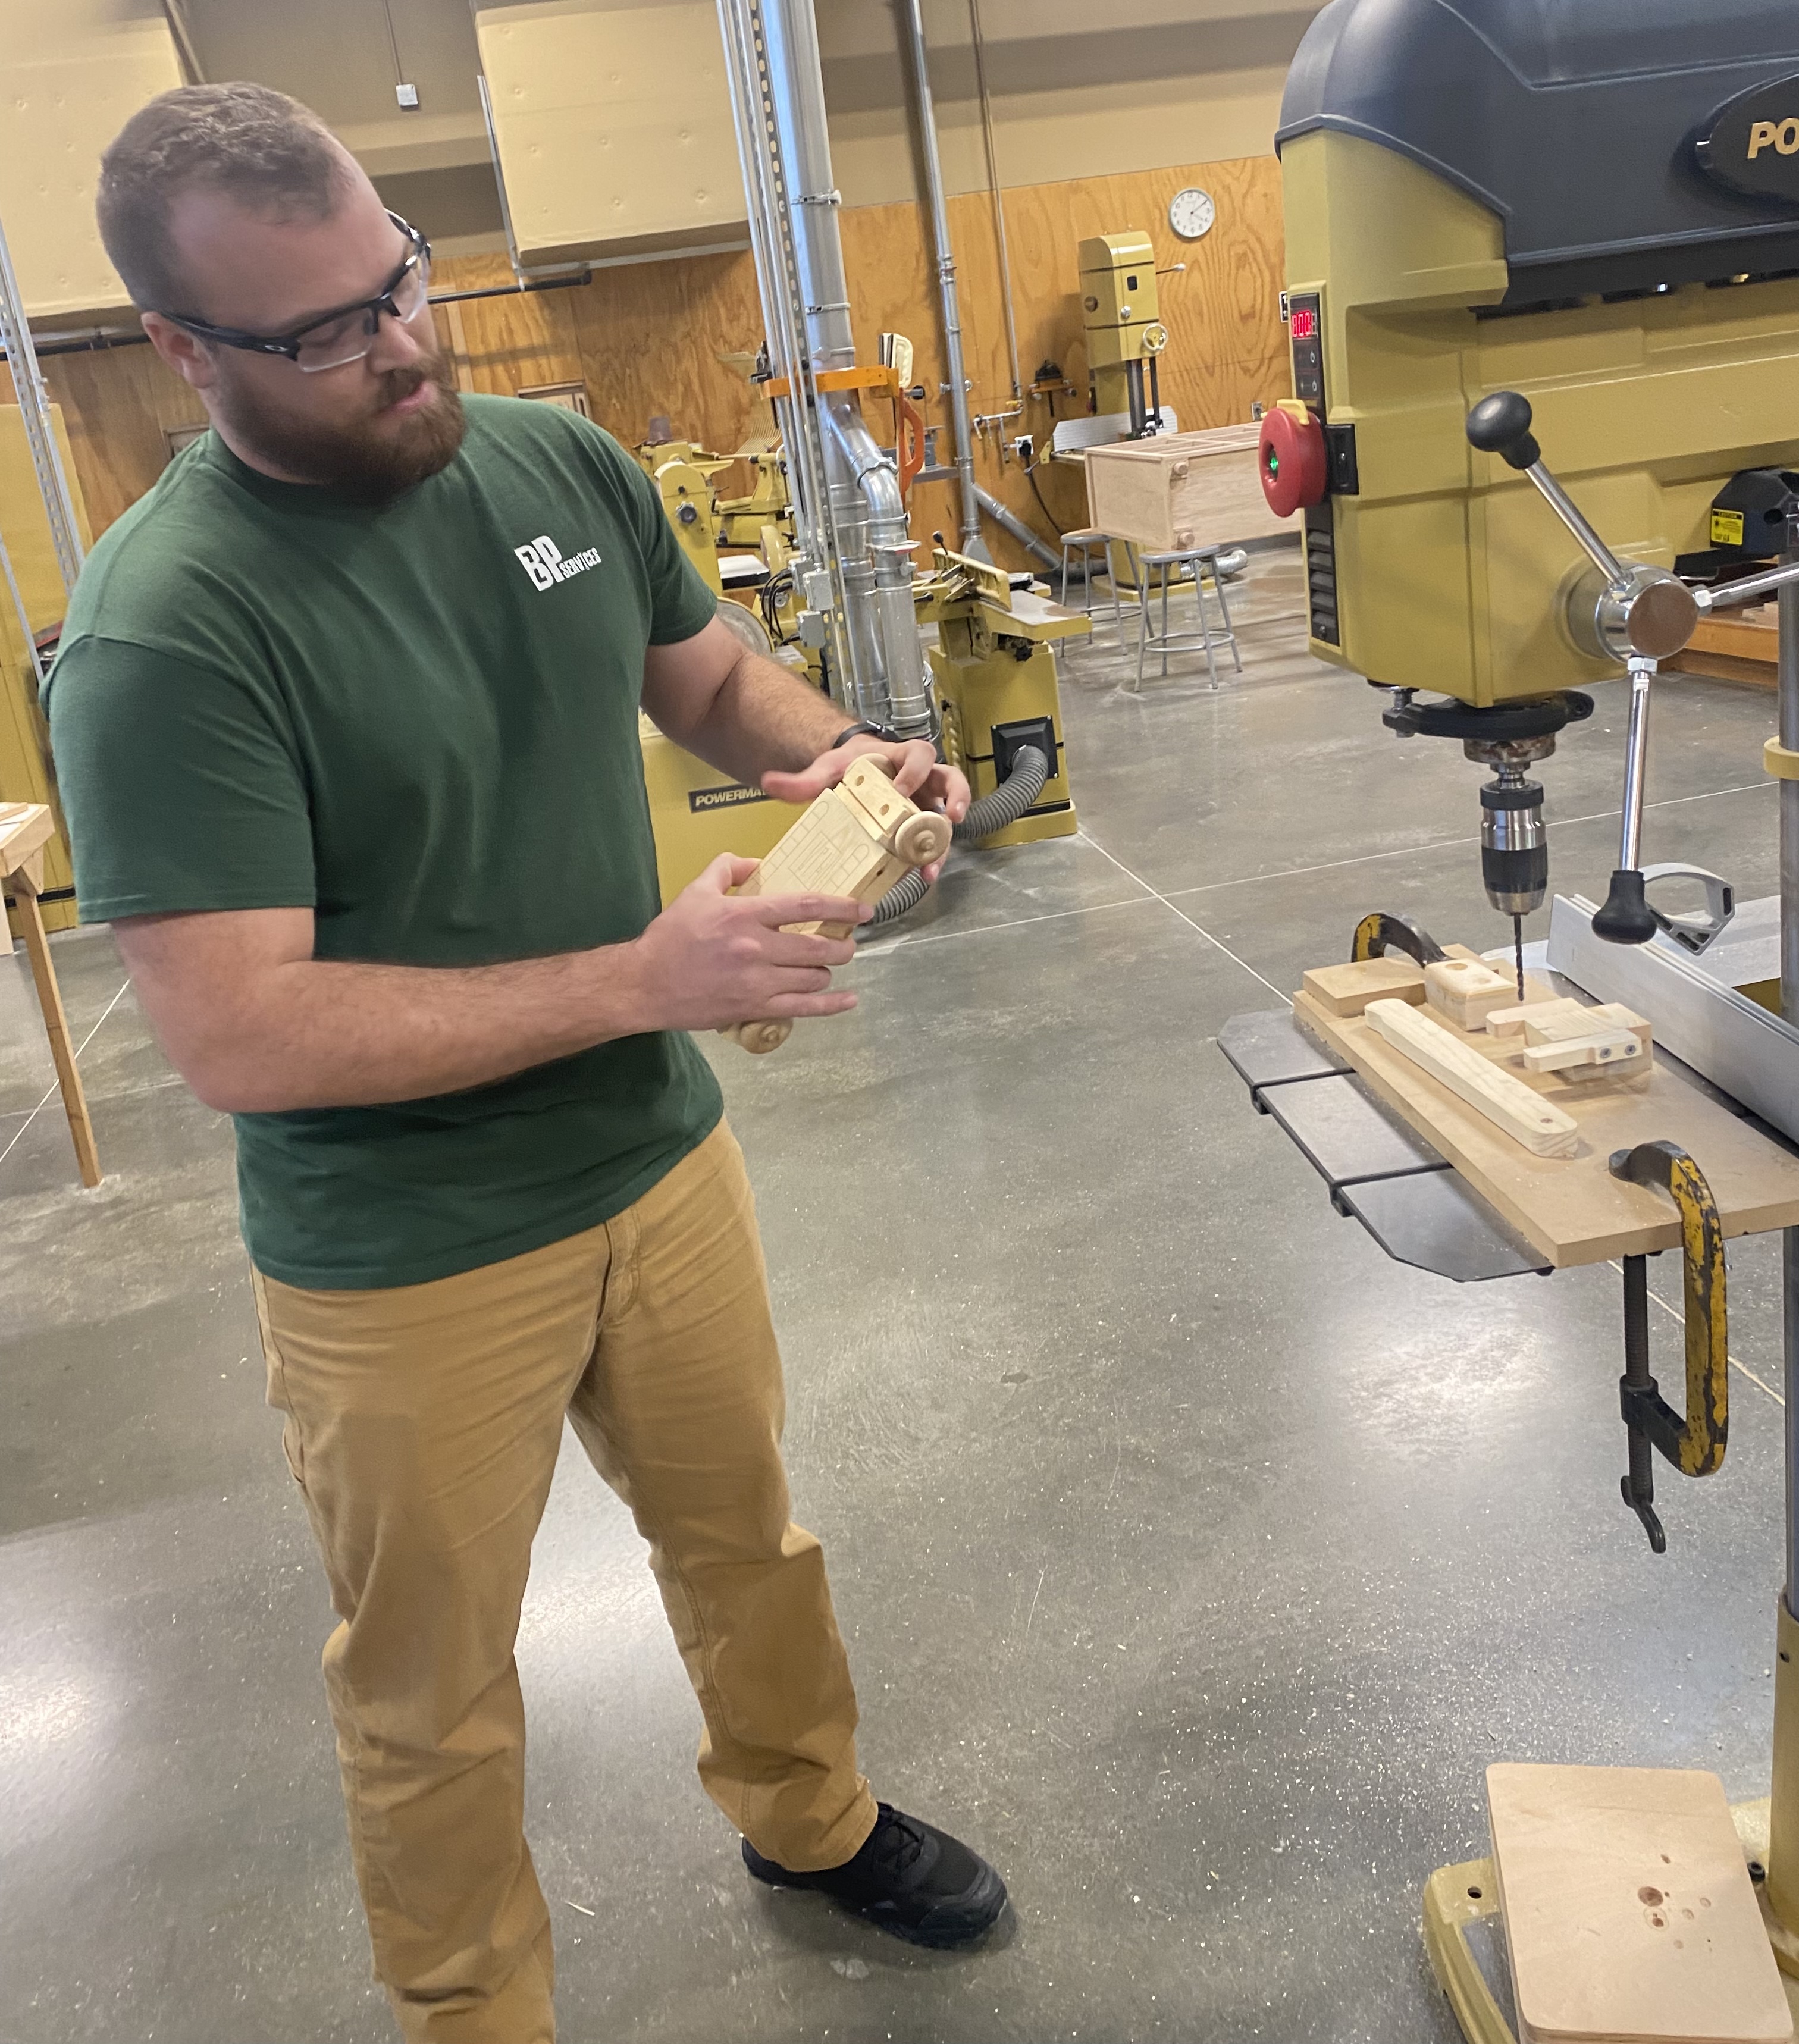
[1466,392,1799,948]
[1467,392,1701,947]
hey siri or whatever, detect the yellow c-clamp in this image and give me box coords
[1607,1141,1729,1552]
[1347,914,1728,1553]
[1350,909,1448,967]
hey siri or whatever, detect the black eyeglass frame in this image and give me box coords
[158,213,432,366]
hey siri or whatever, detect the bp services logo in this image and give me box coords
[514,534,601,591]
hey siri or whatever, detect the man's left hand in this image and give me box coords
[761,739,971,883]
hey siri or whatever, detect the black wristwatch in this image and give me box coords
[831,719,899,750]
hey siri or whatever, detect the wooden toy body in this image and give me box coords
[721,757,952,1052]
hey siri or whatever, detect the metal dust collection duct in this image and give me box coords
[714,0,935,738]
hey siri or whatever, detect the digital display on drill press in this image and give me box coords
[1288,305,1317,341]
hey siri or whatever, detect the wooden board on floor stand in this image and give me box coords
[2,802,101,1187]
[1293,979,1799,1266]
[1486,1763,1791,2044]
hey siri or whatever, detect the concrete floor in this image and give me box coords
[3,549,1795,2043]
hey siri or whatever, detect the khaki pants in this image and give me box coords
[253,1121,876,2043]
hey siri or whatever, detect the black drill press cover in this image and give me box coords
[1277,0,1799,302]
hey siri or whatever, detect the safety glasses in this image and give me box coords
[161,213,433,373]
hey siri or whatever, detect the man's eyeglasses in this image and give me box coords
[161,214,433,374]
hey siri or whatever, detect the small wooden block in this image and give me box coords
[1365,998,1579,1157]
[1522,1029,1646,1076]
[1487,1761,1791,2044]
[838,755,911,843]
[1426,956,1518,1031]
[1300,958,1427,1017]
[1524,1003,1648,1049]
[1488,998,1588,1039]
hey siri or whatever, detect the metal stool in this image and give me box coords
[1058,527,1110,615]
[1058,528,1141,640]
[1133,544,1243,691]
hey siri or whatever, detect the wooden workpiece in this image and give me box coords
[1366,998,1579,1157]
[1300,957,1427,1015]
[1,802,101,1188]
[1486,996,1588,1039]
[1516,1001,1653,1080]
[1425,955,1518,1030]
[1486,1763,1791,2044]
[720,758,952,1054]
[1295,973,1799,1266]
[1303,949,1556,1020]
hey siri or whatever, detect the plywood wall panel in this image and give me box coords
[564,250,767,453]
[0,349,205,541]
[431,252,588,396]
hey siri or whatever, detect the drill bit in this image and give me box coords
[1513,914,1525,1004]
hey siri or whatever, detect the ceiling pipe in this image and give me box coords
[895,0,988,562]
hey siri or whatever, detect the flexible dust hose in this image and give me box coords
[870,864,932,926]
[954,742,1049,841]
[868,744,1050,926]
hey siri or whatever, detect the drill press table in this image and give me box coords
[1289,986,1799,1268]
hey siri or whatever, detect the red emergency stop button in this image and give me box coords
[1259,405,1327,517]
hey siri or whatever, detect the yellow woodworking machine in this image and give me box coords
[1265,5,1799,2033]
[1,405,92,937]
[638,716,806,906]
[1269,0,1799,953]
[922,540,1086,848]
[1079,231,1168,442]
[1274,80,1799,714]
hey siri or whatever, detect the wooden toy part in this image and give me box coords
[1521,1029,1646,1076]
[1364,997,1580,1157]
[723,1019,793,1055]
[1424,955,1517,1032]
[894,810,952,866]
[717,755,948,1052]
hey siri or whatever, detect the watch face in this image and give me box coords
[1168,187,1215,240]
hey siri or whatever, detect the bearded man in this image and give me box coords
[44,80,1005,2044]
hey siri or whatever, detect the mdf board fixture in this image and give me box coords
[1083,424,1297,551]
[1294,985,1799,1265]
[1485,1761,1791,2044]
[1364,997,1579,1157]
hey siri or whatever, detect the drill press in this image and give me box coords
[1259,0,1799,961]
[1256,0,1799,2028]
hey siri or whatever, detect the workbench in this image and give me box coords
[2,800,100,1187]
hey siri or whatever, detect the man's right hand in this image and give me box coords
[626,855,869,1033]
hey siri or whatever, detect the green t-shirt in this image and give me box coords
[45,393,724,1290]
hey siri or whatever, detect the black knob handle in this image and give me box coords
[1466,390,1541,472]
[1593,869,1659,946]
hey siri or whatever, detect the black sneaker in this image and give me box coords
[742,1802,1007,1948]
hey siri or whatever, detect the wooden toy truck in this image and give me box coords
[722,754,952,1054]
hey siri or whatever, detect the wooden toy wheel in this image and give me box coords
[729,1019,794,1054]
[894,811,952,866]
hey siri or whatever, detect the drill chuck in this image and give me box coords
[1481,778,1547,917]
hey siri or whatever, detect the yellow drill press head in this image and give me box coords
[1268,0,1799,917]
